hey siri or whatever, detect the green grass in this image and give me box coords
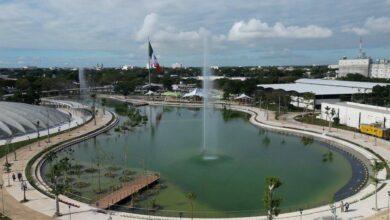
[294,113,358,132]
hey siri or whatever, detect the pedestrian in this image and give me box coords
[17,172,22,181]
[345,202,349,212]
[12,173,16,182]
[340,200,344,212]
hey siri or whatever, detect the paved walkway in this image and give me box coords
[0,110,112,220]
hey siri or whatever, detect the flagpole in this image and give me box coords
[148,37,151,87]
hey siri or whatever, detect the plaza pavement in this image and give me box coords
[0,95,389,219]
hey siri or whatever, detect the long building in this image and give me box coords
[258,78,389,109]
[319,102,390,129]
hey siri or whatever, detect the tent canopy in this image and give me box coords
[235,93,252,100]
[183,88,203,98]
[145,90,155,95]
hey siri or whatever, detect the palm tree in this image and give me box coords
[186,192,197,219]
[370,159,386,210]
[264,177,282,220]
[47,157,72,216]
[101,98,107,115]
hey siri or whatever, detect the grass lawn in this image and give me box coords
[294,113,358,132]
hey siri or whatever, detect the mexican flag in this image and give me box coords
[148,41,162,74]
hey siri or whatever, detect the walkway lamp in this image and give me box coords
[387,191,390,220]
[20,179,28,203]
[329,204,337,220]
[0,179,4,215]
[299,208,303,220]
[36,121,40,147]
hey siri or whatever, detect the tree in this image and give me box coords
[302,92,315,118]
[47,157,72,216]
[264,177,282,220]
[370,159,386,210]
[324,106,336,132]
[186,192,197,219]
[101,98,107,115]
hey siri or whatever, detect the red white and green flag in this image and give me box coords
[148,41,162,74]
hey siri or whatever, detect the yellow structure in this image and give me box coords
[360,124,390,140]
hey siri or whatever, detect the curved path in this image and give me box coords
[0,109,114,219]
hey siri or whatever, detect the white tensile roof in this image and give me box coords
[295,78,389,90]
[183,88,203,97]
[235,93,252,100]
[258,78,389,95]
[0,102,70,138]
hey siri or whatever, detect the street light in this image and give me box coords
[36,121,40,147]
[387,191,390,220]
[20,179,28,203]
[299,208,303,220]
[0,179,4,216]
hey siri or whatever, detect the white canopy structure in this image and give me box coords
[183,88,203,98]
[235,93,252,100]
[0,102,71,139]
[145,90,155,96]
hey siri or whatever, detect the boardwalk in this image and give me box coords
[94,174,160,209]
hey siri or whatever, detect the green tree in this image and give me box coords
[264,177,282,220]
[370,159,386,210]
[186,192,197,219]
[47,157,72,216]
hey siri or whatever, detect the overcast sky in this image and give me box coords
[0,0,389,67]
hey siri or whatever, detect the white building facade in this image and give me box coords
[319,102,390,129]
[370,59,390,79]
[337,58,371,77]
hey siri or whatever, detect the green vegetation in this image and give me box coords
[263,177,282,220]
[294,113,357,132]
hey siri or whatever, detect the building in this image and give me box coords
[171,63,183,69]
[337,58,371,77]
[319,102,390,129]
[370,59,390,79]
[121,65,134,70]
[331,39,390,79]
[258,78,389,109]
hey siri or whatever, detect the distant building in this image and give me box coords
[121,65,134,70]
[258,78,389,109]
[319,102,390,129]
[171,63,183,69]
[370,59,390,79]
[332,38,390,79]
[210,66,219,70]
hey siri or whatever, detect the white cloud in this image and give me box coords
[135,13,158,41]
[228,19,332,41]
[342,27,369,36]
[344,16,390,35]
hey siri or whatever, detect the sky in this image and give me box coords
[0,0,390,68]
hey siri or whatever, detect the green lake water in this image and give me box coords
[42,105,352,218]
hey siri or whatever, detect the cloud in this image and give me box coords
[135,13,158,41]
[227,19,332,41]
[343,16,390,35]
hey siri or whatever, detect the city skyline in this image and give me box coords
[0,0,390,67]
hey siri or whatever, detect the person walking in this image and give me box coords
[17,172,22,182]
[345,202,350,212]
[12,173,16,182]
[340,201,344,212]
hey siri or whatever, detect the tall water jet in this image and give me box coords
[202,35,218,160]
[78,67,88,98]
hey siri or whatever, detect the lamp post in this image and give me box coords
[36,121,40,147]
[20,179,28,203]
[330,204,337,220]
[387,191,390,220]
[299,208,303,220]
[0,179,4,216]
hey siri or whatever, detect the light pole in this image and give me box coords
[299,208,303,220]
[387,191,390,220]
[0,179,4,216]
[20,179,28,203]
[330,203,337,220]
[36,121,40,147]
